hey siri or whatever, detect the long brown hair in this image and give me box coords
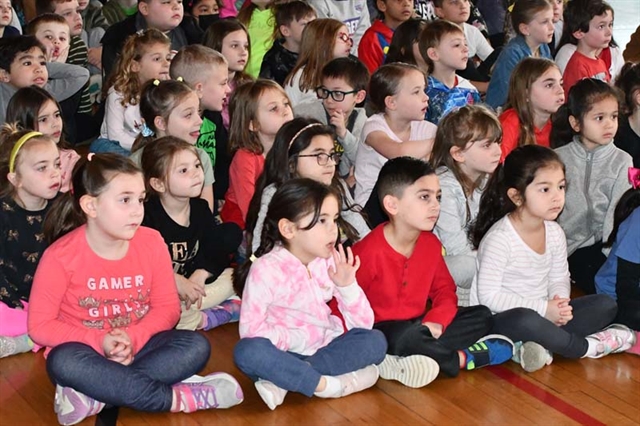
[504,57,559,148]
[285,18,346,92]
[202,18,253,85]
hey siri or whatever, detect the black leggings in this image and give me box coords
[569,242,607,294]
[491,294,617,358]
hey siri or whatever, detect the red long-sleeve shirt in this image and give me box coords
[352,224,458,329]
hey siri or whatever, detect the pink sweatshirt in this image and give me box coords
[239,245,374,356]
[28,226,180,356]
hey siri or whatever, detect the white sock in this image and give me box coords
[314,376,342,398]
[583,337,599,358]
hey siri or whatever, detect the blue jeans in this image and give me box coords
[46,330,210,412]
[234,328,387,397]
[89,138,131,156]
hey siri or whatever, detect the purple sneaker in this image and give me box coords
[54,385,105,425]
[173,373,244,412]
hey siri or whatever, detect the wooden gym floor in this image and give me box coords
[1,322,639,426]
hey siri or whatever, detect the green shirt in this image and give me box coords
[197,117,217,169]
[245,8,274,78]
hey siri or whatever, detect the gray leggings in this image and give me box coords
[491,294,617,358]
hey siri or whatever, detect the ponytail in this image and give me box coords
[604,188,640,247]
[470,164,513,249]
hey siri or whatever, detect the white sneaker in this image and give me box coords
[586,324,637,359]
[254,380,287,410]
[177,373,244,410]
[54,385,105,425]
[378,354,439,388]
[334,364,379,397]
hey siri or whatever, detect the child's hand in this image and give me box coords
[175,274,206,310]
[551,295,573,326]
[102,329,133,365]
[328,244,360,287]
[328,109,347,139]
[88,47,102,69]
[545,297,571,324]
[422,321,443,338]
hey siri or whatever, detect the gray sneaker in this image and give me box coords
[378,354,439,388]
[513,341,553,372]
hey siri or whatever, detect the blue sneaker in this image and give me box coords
[463,334,514,370]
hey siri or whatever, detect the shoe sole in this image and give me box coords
[520,342,550,373]
[378,355,439,388]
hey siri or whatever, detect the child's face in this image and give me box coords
[319,76,362,117]
[391,174,441,231]
[191,0,218,20]
[35,22,71,63]
[518,165,565,221]
[570,96,618,150]
[529,66,564,117]
[456,138,501,181]
[165,149,204,198]
[287,195,340,262]
[54,0,83,36]
[282,14,315,46]
[429,30,469,71]
[89,172,146,241]
[577,10,613,50]
[551,0,563,23]
[140,0,184,32]
[251,88,293,140]
[435,0,470,25]
[378,0,414,26]
[221,30,249,73]
[296,134,337,186]
[11,140,61,203]
[389,69,428,120]
[520,7,554,45]
[0,0,12,27]
[1,47,48,89]
[162,92,203,144]
[37,99,64,143]
[132,42,171,83]
[333,26,353,58]
[199,65,230,111]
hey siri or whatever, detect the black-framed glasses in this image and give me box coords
[315,87,358,102]
[297,152,342,165]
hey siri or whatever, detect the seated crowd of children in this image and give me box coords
[1,0,639,423]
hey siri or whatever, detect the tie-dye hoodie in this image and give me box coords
[239,245,374,356]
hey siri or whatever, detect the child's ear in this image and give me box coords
[6,172,18,187]
[248,119,257,132]
[149,177,166,193]
[382,194,399,216]
[138,1,149,16]
[130,60,140,73]
[0,69,10,83]
[79,194,98,218]
[633,89,640,107]
[376,0,387,13]
[355,89,366,104]
[278,218,297,240]
[506,188,522,207]
[449,145,465,163]
[518,23,530,37]
[568,115,581,133]
[434,6,444,18]
[572,29,586,40]
[426,46,439,63]
[154,116,167,132]
[279,24,291,38]
[194,82,204,99]
[384,94,397,111]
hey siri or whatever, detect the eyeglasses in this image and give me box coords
[297,152,342,166]
[315,87,358,102]
[337,32,353,45]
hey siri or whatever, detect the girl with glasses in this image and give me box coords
[245,117,370,257]
[284,18,354,107]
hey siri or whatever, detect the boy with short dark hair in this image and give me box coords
[295,57,369,179]
[0,35,89,124]
[353,156,513,387]
[259,0,316,87]
[358,0,413,73]
[419,19,480,124]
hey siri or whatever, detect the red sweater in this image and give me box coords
[499,108,552,161]
[563,50,610,98]
[352,224,458,329]
[28,226,180,356]
[221,149,265,229]
[358,20,394,74]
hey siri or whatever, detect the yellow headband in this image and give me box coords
[9,131,43,173]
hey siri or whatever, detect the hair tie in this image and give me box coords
[136,29,144,36]
[629,167,640,189]
[176,76,184,82]
[289,123,323,148]
[9,131,43,173]
[87,153,95,162]
[249,254,257,262]
[141,123,155,137]
[153,79,160,86]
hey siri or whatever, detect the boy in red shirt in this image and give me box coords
[353,156,513,387]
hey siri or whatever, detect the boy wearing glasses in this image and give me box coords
[295,57,369,184]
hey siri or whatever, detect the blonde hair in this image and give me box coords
[104,29,171,107]
[229,79,290,155]
[170,44,228,86]
[285,18,346,92]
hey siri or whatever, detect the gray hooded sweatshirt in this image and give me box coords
[555,138,632,256]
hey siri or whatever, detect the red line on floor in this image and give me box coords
[487,366,607,426]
